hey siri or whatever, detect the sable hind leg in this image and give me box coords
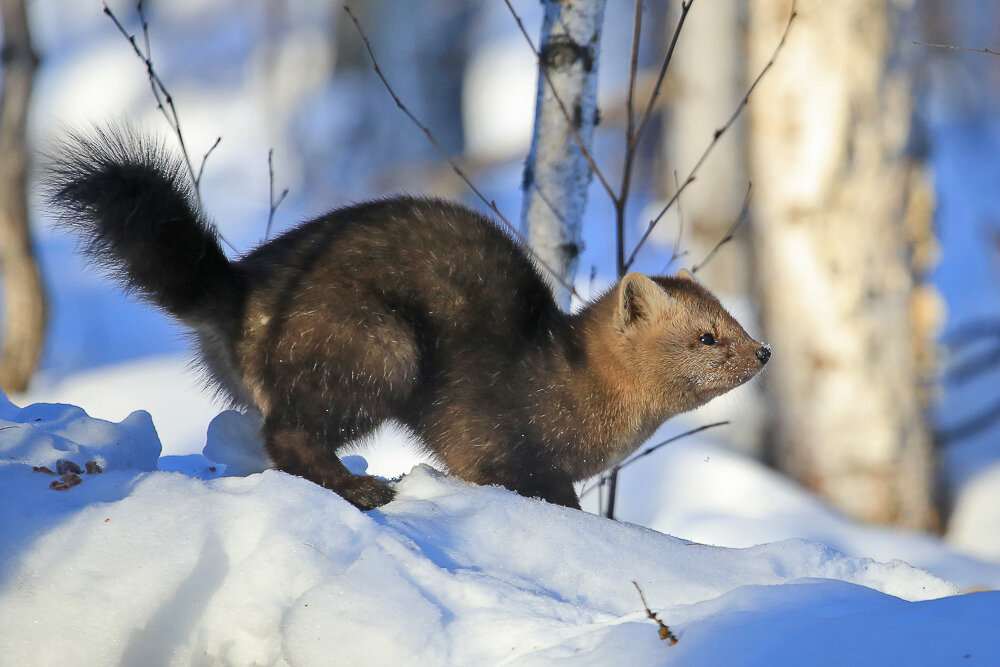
[252,306,422,510]
[263,420,396,510]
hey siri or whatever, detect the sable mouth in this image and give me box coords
[710,362,765,394]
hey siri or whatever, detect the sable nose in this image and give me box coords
[756,345,771,365]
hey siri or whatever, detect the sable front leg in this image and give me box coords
[527,473,581,509]
[466,460,580,509]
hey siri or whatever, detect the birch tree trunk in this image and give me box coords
[0,0,47,393]
[748,0,941,529]
[521,0,606,308]
[660,1,748,295]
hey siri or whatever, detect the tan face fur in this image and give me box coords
[602,271,769,419]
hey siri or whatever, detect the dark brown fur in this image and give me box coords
[48,128,770,510]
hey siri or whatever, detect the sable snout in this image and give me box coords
[756,345,771,365]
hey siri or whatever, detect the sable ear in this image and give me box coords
[617,272,671,327]
[676,268,697,283]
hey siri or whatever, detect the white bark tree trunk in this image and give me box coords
[660,2,748,294]
[521,0,606,308]
[748,0,941,529]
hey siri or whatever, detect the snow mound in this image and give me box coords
[0,391,160,473]
[613,435,1000,591]
[202,408,269,477]
[1,394,997,666]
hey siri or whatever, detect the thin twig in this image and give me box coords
[913,41,1000,57]
[597,474,604,517]
[580,421,730,500]
[619,421,729,471]
[624,1,797,272]
[104,3,197,192]
[344,5,579,300]
[633,581,679,644]
[667,169,686,270]
[691,182,752,274]
[266,148,289,240]
[103,2,236,252]
[196,136,222,189]
[624,0,645,146]
[630,0,694,153]
[614,0,649,276]
[501,0,616,203]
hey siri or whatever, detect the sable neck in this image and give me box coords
[558,291,666,472]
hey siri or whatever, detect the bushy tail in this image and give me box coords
[46,126,244,329]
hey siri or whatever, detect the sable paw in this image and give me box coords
[341,476,396,511]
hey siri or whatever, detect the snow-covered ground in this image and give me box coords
[2,394,998,665]
[1,1,999,664]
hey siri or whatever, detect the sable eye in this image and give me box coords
[699,333,716,346]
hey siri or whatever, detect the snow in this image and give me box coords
[604,434,1000,593]
[948,463,1000,562]
[2,394,997,665]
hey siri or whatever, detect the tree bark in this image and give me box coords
[0,0,46,394]
[521,0,606,308]
[748,0,941,529]
[660,1,748,294]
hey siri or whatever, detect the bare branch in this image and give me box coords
[665,170,686,270]
[103,2,236,252]
[624,1,797,272]
[614,0,693,277]
[630,0,693,153]
[621,421,729,471]
[104,3,196,192]
[344,5,579,300]
[196,136,222,189]
[266,148,289,240]
[913,41,1000,57]
[501,0,617,204]
[691,182,752,274]
[624,0,645,144]
[580,421,730,500]
[614,0,649,275]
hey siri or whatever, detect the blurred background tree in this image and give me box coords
[0,0,47,394]
[747,0,941,530]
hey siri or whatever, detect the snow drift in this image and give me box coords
[1,392,997,665]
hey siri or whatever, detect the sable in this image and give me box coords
[47,127,770,510]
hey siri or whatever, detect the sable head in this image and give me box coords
[609,271,770,414]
